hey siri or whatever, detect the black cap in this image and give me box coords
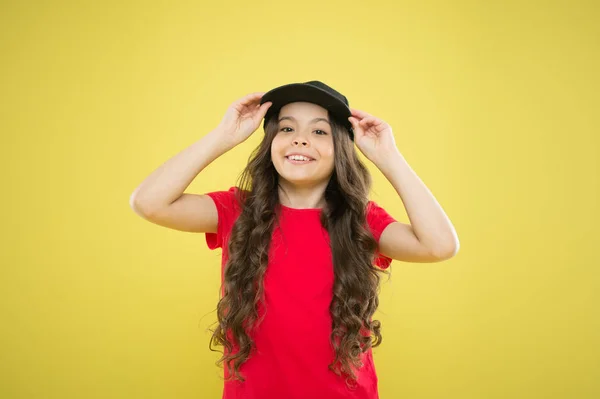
[260,80,354,141]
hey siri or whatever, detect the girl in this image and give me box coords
[130,80,459,399]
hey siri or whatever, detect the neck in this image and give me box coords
[277,179,329,209]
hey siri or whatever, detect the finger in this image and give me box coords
[365,116,382,126]
[368,116,383,126]
[350,108,370,118]
[351,119,364,140]
[255,102,272,121]
[240,92,267,105]
[260,101,272,114]
[374,122,387,133]
[359,116,377,127]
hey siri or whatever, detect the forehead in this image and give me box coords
[279,102,328,119]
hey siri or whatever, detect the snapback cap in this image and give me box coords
[260,80,354,141]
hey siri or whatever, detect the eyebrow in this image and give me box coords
[278,116,331,126]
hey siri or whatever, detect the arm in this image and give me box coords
[377,150,460,261]
[129,91,273,233]
[348,108,459,262]
[129,127,233,233]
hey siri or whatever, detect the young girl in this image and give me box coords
[130,80,459,399]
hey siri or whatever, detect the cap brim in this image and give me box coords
[260,83,353,139]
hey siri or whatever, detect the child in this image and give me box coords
[130,80,459,399]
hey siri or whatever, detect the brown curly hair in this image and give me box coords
[207,111,390,388]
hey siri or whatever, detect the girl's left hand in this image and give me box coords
[348,108,398,164]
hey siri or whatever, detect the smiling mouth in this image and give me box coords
[285,156,315,164]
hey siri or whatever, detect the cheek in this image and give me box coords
[321,143,334,159]
[270,137,280,156]
[271,137,284,166]
[271,134,284,151]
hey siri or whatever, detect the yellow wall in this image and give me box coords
[2,0,598,398]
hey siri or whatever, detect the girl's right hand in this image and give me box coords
[216,92,273,148]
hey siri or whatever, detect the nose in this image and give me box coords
[293,138,308,146]
[292,131,310,147]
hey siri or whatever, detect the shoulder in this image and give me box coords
[365,200,397,239]
[366,200,390,216]
[204,186,246,250]
[206,186,246,213]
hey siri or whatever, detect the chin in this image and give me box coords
[278,172,333,187]
[273,160,333,184]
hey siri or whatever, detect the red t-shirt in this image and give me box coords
[205,186,396,399]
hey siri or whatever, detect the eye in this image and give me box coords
[279,127,328,135]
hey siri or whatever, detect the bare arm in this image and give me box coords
[129,92,273,233]
[348,107,459,261]
[129,127,233,232]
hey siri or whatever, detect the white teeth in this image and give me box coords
[288,155,311,161]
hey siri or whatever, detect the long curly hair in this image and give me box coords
[208,110,390,387]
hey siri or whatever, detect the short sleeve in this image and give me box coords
[204,186,241,250]
[366,200,397,269]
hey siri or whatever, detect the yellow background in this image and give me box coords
[1,0,598,398]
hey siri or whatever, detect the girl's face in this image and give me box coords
[271,102,335,187]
